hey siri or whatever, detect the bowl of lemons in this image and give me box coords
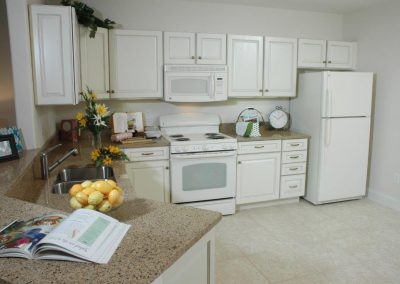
[69,179,124,212]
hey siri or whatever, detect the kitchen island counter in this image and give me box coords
[0,138,220,284]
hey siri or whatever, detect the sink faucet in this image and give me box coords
[40,144,79,179]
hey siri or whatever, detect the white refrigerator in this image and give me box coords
[290,71,373,204]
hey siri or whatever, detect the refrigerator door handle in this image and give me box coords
[324,119,332,147]
[325,89,333,117]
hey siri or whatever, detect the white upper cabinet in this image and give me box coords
[29,5,80,105]
[164,32,196,64]
[298,39,357,70]
[264,37,298,97]
[196,33,226,64]
[109,30,163,99]
[228,35,264,97]
[164,32,226,64]
[228,35,297,98]
[326,41,357,70]
[80,27,110,100]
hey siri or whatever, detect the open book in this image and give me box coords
[0,209,130,264]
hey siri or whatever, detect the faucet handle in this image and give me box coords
[41,143,62,156]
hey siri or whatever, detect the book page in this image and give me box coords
[38,209,130,263]
[0,214,67,256]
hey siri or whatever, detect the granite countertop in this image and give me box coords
[220,123,310,142]
[0,136,220,284]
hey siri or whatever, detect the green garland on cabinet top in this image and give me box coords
[61,0,116,38]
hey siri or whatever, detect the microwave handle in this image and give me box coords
[210,74,215,98]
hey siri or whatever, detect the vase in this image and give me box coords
[91,132,102,149]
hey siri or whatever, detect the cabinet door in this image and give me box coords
[327,41,357,70]
[109,30,163,99]
[30,5,77,105]
[196,33,226,64]
[297,39,326,69]
[264,37,297,97]
[164,32,196,64]
[228,35,264,97]
[126,160,170,202]
[237,152,281,204]
[80,27,110,99]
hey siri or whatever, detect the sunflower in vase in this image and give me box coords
[91,145,129,166]
[75,87,111,147]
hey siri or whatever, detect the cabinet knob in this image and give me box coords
[323,60,327,63]
[289,185,298,189]
[191,56,195,59]
[264,89,269,92]
[165,166,169,170]
[259,89,263,92]
[328,60,332,63]
[111,90,115,94]
[238,161,242,164]
[198,56,202,59]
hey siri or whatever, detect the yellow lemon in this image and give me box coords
[75,192,88,205]
[105,179,117,188]
[82,187,96,196]
[69,197,83,209]
[114,194,124,207]
[84,205,95,210]
[98,200,112,212]
[108,189,121,205]
[69,184,83,197]
[81,180,93,188]
[88,191,104,205]
[93,180,112,195]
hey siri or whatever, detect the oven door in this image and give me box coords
[170,151,237,203]
[164,72,215,102]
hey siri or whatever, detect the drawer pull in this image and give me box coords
[141,152,155,156]
[289,167,299,171]
[290,143,300,147]
[289,185,298,189]
[254,145,265,149]
[290,155,300,159]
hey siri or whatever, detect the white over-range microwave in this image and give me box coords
[164,65,228,102]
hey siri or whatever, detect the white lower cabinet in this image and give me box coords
[124,147,170,202]
[153,228,215,284]
[236,139,308,205]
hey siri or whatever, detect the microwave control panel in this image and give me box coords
[215,73,227,94]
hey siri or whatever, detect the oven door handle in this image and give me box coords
[172,151,237,159]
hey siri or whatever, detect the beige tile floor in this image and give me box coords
[215,198,400,284]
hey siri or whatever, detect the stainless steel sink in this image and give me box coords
[52,166,115,194]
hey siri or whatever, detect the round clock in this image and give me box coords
[268,106,290,130]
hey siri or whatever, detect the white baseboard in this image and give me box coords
[367,188,400,211]
[237,197,299,211]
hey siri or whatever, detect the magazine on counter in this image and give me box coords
[0,209,130,264]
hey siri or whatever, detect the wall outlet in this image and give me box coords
[394,173,400,184]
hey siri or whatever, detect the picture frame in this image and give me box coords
[0,134,19,162]
[0,126,24,152]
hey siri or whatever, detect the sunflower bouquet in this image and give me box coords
[91,145,129,166]
[76,87,111,146]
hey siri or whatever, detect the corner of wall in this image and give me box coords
[367,187,400,212]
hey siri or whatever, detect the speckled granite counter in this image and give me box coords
[220,123,310,142]
[0,136,220,284]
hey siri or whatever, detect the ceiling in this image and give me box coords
[179,0,393,14]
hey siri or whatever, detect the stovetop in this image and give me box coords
[163,132,237,153]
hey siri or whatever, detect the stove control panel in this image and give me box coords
[171,142,237,154]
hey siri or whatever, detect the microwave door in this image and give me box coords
[165,73,213,102]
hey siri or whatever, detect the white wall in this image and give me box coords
[344,1,400,210]
[49,0,344,126]
[0,0,16,126]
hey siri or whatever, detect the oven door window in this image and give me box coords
[182,163,227,191]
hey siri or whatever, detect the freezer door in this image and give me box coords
[317,117,370,202]
[322,72,373,118]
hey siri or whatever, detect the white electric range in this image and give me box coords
[160,113,237,215]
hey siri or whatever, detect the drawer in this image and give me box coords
[123,147,169,161]
[282,139,308,151]
[280,174,306,198]
[238,140,281,154]
[282,151,307,164]
[281,162,307,175]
